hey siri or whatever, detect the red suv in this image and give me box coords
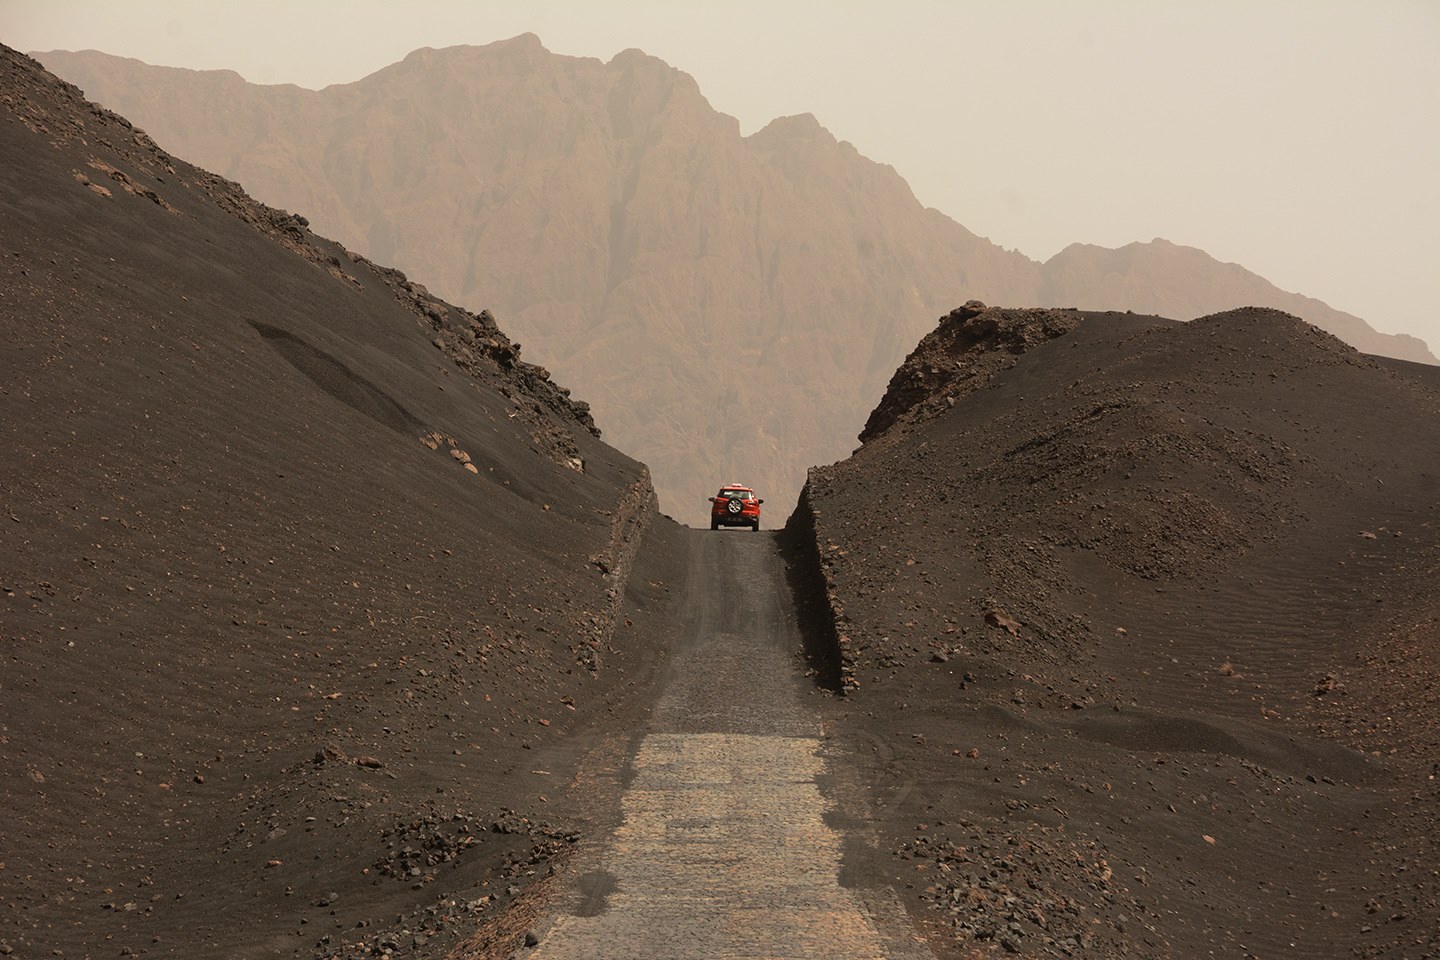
[709,484,763,531]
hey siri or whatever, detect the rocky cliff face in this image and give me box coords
[37,37,1434,517]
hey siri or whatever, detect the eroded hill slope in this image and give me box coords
[0,45,678,960]
[788,303,1440,958]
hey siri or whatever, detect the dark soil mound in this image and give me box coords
[790,305,1440,958]
[0,45,678,960]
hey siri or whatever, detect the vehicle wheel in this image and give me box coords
[711,519,719,531]
[751,521,760,531]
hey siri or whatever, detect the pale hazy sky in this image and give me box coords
[4,0,1437,351]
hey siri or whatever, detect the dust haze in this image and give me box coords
[6,0,1438,350]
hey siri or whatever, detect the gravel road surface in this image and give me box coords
[531,530,926,959]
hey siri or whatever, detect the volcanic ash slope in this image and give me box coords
[788,302,1440,959]
[0,45,681,960]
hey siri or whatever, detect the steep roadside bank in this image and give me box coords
[787,304,1440,958]
[0,46,671,960]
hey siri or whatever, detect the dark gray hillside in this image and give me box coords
[0,45,678,960]
[789,303,1440,959]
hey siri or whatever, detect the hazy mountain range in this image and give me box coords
[36,34,1434,516]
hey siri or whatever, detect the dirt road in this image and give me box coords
[529,530,926,959]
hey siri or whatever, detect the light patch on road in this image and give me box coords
[534,730,889,959]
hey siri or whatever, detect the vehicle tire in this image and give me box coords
[711,519,719,531]
[751,520,760,531]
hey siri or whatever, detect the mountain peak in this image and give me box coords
[750,112,834,144]
[400,34,550,68]
[484,32,547,55]
[609,46,663,68]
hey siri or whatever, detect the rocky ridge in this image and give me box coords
[859,301,1082,444]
